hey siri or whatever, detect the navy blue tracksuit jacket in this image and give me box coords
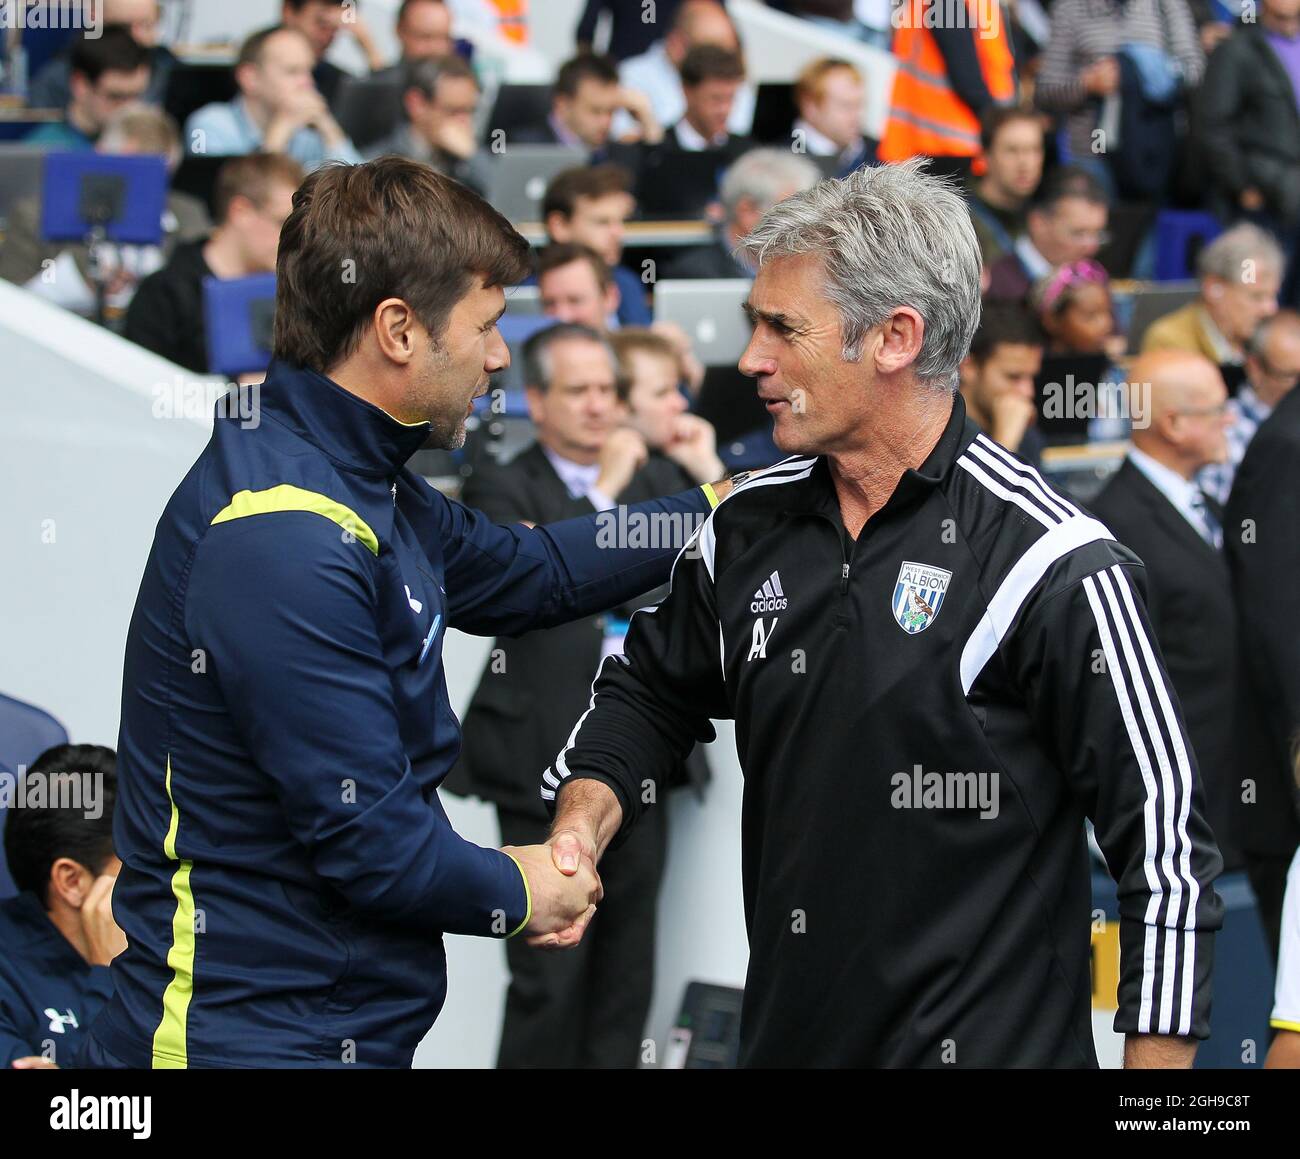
[82,359,717,1068]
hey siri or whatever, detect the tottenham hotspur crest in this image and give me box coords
[892,561,952,635]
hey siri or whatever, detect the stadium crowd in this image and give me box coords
[2,0,1299,1070]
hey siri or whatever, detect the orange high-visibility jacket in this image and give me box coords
[879,1,1015,162]
[490,0,528,43]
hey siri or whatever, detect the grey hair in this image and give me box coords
[720,148,822,220]
[521,321,616,391]
[735,158,982,390]
[1197,223,1285,283]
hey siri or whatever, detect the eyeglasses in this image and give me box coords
[1254,354,1300,387]
[1176,403,1230,418]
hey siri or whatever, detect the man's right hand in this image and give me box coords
[989,393,1037,453]
[596,428,648,501]
[503,844,602,946]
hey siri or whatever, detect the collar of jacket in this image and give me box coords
[780,391,978,518]
[258,358,432,478]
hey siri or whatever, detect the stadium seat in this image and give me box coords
[1153,209,1222,282]
[0,692,69,899]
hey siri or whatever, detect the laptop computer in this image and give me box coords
[484,145,587,221]
[654,278,753,368]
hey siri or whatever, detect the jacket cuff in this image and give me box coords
[499,850,532,939]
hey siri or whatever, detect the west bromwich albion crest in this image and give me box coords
[892,561,952,634]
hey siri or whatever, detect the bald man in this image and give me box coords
[1089,352,1245,870]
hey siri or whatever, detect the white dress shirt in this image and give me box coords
[542,445,616,512]
[1127,447,1221,548]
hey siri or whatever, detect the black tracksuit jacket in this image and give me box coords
[542,395,1224,1067]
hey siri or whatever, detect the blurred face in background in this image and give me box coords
[69,62,150,135]
[984,117,1044,202]
[527,337,624,461]
[1044,282,1114,354]
[242,30,317,114]
[407,73,479,149]
[1204,265,1281,347]
[548,193,634,267]
[1168,367,1232,468]
[962,342,1043,427]
[683,76,738,141]
[398,0,454,61]
[104,0,161,47]
[1262,0,1300,37]
[669,1,740,61]
[229,181,298,273]
[623,348,686,449]
[281,0,342,60]
[800,67,863,150]
[1028,196,1108,266]
[540,258,617,331]
[555,78,619,150]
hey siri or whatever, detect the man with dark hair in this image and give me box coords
[967,107,1046,266]
[538,242,620,332]
[958,302,1047,464]
[280,0,371,108]
[79,157,729,1069]
[27,1,175,110]
[123,153,304,372]
[1,745,122,1069]
[185,25,359,170]
[517,53,660,154]
[366,55,488,194]
[448,321,707,1067]
[26,25,150,150]
[985,166,1110,303]
[538,165,650,325]
[372,0,456,82]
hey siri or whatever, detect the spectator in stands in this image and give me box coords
[1,104,209,316]
[448,321,707,1069]
[365,55,489,196]
[26,25,150,150]
[985,167,1110,302]
[1225,324,1300,958]
[966,107,1046,267]
[27,2,174,110]
[877,0,1016,174]
[373,0,456,80]
[577,0,683,61]
[281,0,384,107]
[123,153,304,373]
[1035,0,1204,194]
[1197,0,1300,306]
[516,54,661,154]
[1141,223,1284,364]
[537,242,620,332]
[185,26,360,170]
[1088,351,1245,875]
[792,58,874,177]
[612,328,726,484]
[617,0,756,136]
[0,744,121,1070]
[958,302,1047,464]
[664,147,820,279]
[540,165,651,325]
[1200,309,1300,502]
[632,45,752,218]
[1030,260,1125,360]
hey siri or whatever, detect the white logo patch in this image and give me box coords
[750,570,788,613]
[891,561,952,635]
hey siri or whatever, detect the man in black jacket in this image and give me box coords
[1088,352,1247,872]
[446,322,709,1068]
[1225,370,1300,956]
[1196,0,1300,303]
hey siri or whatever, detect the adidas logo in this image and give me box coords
[750,570,788,613]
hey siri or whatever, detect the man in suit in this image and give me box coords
[633,45,753,219]
[1141,224,1284,365]
[791,58,875,179]
[1089,352,1247,874]
[514,54,661,156]
[1225,347,1300,957]
[446,322,708,1067]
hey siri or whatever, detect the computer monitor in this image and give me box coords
[203,272,277,380]
[39,152,167,245]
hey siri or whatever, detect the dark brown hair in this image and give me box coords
[554,52,619,98]
[679,45,744,88]
[213,152,305,225]
[542,163,633,221]
[536,241,611,290]
[274,156,531,371]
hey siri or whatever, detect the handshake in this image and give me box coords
[502,833,603,949]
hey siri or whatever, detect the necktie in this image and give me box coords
[1191,488,1223,550]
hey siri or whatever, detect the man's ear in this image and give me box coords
[875,307,925,376]
[373,297,418,365]
[47,858,91,910]
[523,383,546,424]
[604,279,621,319]
[544,210,571,243]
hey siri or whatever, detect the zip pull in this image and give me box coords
[391,481,398,506]
[839,562,850,595]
